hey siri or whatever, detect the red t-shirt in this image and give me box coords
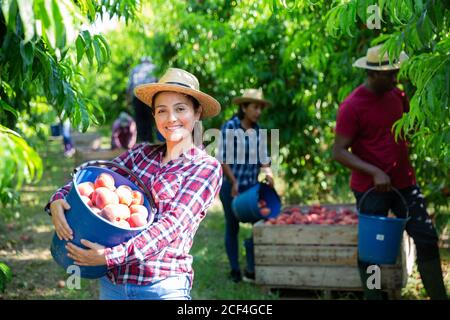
[335,85,416,192]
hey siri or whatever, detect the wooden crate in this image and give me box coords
[253,204,416,297]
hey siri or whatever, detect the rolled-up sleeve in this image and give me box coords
[104,157,223,268]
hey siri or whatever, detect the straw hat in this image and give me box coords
[353,45,409,71]
[134,68,221,119]
[232,88,272,107]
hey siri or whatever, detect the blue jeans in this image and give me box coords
[219,180,255,273]
[99,274,191,300]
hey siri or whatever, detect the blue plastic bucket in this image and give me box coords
[357,187,410,264]
[232,182,281,223]
[50,160,156,279]
[50,124,61,136]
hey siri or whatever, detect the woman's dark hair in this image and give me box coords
[237,102,250,120]
[151,91,200,115]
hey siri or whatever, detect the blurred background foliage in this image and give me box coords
[0,0,449,213]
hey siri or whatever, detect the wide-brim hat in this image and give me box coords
[232,88,272,107]
[134,68,221,119]
[353,44,409,71]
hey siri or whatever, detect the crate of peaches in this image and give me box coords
[77,172,152,229]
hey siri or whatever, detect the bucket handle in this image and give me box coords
[357,187,409,219]
[73,160,155,210]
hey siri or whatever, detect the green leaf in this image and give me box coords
[20,40,34,67]
[0,99,19,119]
[75,34,86,64]
[51,0,66,49]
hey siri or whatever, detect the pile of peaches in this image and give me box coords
[265,204,358,225]
[76,173,150,228]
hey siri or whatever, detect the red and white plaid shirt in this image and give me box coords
[46,143,223,286]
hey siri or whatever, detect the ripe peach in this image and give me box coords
[94,187,119,209]
[77,182,95,198]
[130,190,144,206]
[114,204,131,220]
[80,195,93,207]
[100,206,116,222]
[260,207,271,216]
[257,199,267,208]
[128,213,147,228]
[129,205,148,219]
[115,220,130,229]
[94,173,116,191]
[115,185,133,206]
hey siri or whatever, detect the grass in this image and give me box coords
[0,136,448,300]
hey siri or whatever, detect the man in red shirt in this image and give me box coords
[333,45,447,300]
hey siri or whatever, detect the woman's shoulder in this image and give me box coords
[191,147,222,171]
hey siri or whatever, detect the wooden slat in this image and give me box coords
[255,265,404,290]
[253,223,358,246]
[254,244,358,266]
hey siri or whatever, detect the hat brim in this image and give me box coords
[232,97,272,108]
[353,52,409,71]
[134,83,221,119]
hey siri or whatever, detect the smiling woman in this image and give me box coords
[45,68,223,300]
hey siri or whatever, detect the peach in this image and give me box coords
[115,185,133,206]
[94,187,119,209]
[260,208,271,216]
[129,205,148,219]
[94,173,116,191]
[77,182,95,197]
[130,190,144,206]
[128,213,147,228]
[114,204,131,220]
[114,220,130,229]
[257,199,267,208]
[100,206,116,222]
[80,195,93,207]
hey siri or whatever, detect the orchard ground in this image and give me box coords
[0,133,448,300]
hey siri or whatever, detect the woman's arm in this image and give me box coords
[104,157,223,268]
[221,163,239,196]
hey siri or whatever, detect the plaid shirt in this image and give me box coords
[217,115,269,188]
[46,143,222,286]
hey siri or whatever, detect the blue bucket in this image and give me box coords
[232,182,281,223]
[50,124,62,137]
[50,160,156,279]
[357,187,410,264]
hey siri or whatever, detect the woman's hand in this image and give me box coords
[265,175,275,188]
[50,199,73,241]
[231,181,239,197]
[66,240,107,266]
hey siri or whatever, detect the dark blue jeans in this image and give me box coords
[219,180,255,273]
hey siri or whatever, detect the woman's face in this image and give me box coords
[243,102,264,123]
[153,91,202,143]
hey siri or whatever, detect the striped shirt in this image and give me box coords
[46,143,222,286]
[217,115,269,188]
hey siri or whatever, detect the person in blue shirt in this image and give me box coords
[218,88,274,283]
